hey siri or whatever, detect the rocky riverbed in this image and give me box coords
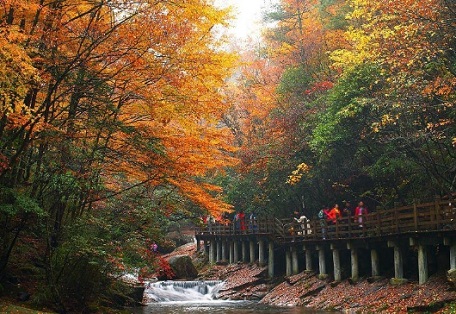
[164,243,456,313]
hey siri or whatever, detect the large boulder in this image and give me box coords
[447,268,456,286]
[168,255,198,279]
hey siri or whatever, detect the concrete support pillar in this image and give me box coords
[216,240,222,262]
[204,240,209,256]
[394,246,404,279]
[259,240,265,266]
[229,241,234,264]
[444,238,456,270]
[249,240,256,263]
[221,240,227,262]
[371,249,380,277]
[233,241,239,263]
[304,246,313,271]
[388,240,406,284]
[451,243,456,270]
[209,240,216,264]
[242,241,247,262]
[317,245,327,276]
[268,241,275,278]
[196,239,201,252]
[351,247,359,282]
[292,247,299,275]
[285,250,292,276]
[418,244,428,285]
[332,248,341,282]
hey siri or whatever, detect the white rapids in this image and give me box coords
[144,280,225,303]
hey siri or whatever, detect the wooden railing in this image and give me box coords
[195,198,456,242]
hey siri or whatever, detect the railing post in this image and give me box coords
[394,207,399,233]
[335,219,339,238]
[413,200,418,231]
[434,195,441,230]
[311,220,317,239]
[372,212,377,236]
[376,211,381,236]
[430,195,437,229]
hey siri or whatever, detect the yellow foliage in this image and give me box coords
[286,162,311,185]
[0,0,239,216]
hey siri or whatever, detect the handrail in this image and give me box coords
[194,198,456,242]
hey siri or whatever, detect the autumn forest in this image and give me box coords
[0,0,455,311]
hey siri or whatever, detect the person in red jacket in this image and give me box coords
[354,201,368,228]
[238,210,246,232]
[327,204,341,224]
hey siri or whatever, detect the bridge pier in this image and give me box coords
[196,239,201,252]
[209,240,216,264]
[242,240,248,262]
[204,240,209,256]
[388,240,406,283]
[234,241,240,263]
[229,241,234,264]
[410,238,430,285]
[292,247,299,275]
[216,240,222,262]
[451,243,456,270]
[331,244,341,282]
[347,242,359,282]
[285,249,292,276]
[249,240,256,263]
[304,245,313,271]
[418,244,428,285]
[444,238,456,270]
[371,248,380,277]
[317,245,327,278]
[259,239,265,266]
[221,240,227,262]
[268,241,275,278]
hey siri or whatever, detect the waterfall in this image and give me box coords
[144,280,225,303]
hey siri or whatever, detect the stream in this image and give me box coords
[130,301,335,314]
[127,280,336,314]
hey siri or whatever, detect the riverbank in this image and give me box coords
[5,241,454,313]
[198,262,456,313]
[166,242,456,313]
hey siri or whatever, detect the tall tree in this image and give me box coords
[0,1,238,305]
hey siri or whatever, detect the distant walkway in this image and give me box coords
[196,197,456,242]
[195,197,456,285]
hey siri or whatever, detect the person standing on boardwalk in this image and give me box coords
[249,211,258,232]
[238,210,246,233]
[327,204,341,224]
[318,207,328,239]
[342,201,353,218]
[233,212,240,233]
[354,201,368,228]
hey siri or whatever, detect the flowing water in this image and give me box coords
[128,280,336,314]
[144,280,225,302]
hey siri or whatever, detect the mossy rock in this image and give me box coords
[447,268,456,285]
[168,255,198,279]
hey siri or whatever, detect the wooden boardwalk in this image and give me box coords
[196,198,456,243]
[195,197,456,284]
